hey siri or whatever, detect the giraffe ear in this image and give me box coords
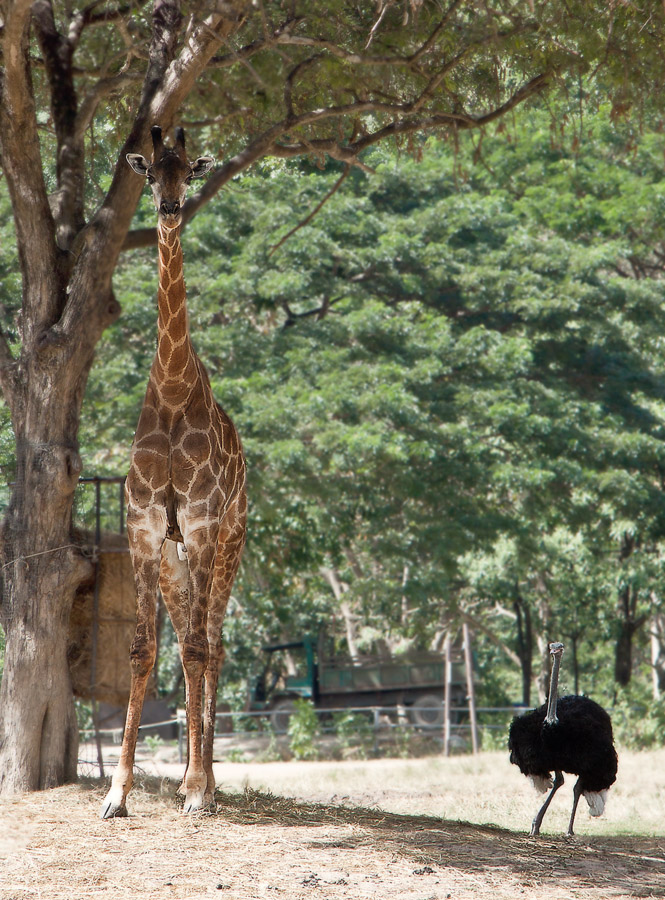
[190,156,215,179]
[126,153,151,176]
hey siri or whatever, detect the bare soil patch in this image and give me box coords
[2,762,664,900]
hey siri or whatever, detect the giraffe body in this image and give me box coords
[101,127,246,818]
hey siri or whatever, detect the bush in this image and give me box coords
[287,699,320,760]
[611,695,665,750]
[332,710,374,758]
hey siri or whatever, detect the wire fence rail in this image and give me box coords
[78,704,528,775]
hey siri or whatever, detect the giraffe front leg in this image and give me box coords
[101,523,161,819]
[101,604,159,818]
[179,529,215,814]
[202,529,245,802]
[159,539,192,799]
[181,630,209,813]
[202,640,224,803]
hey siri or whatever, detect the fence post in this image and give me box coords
[463,622,479,754]
[443,635,452,757]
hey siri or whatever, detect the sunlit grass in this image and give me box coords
[208,748,665,837]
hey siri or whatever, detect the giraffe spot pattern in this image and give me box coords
[106,143,247,819]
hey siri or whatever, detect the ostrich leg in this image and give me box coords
[530,770,564,836]
[566,777,583,836]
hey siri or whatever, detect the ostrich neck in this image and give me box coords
[545,654,561,725]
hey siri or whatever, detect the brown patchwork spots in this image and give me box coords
[103,128,246,821]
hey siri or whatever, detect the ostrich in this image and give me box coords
[508,641,617,836]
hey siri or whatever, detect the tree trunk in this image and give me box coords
[321,566,361,662]
[0,359,96,792]
[0,605,79,792]
[534,580,552,704]
[513,588,532,706]
[650,607,665,700]
[614,600,635,687]
[614,575,647,688]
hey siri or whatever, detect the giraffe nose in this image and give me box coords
[160,200,180,216]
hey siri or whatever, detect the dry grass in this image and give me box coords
[1,750,664,900]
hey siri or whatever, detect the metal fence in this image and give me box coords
[78,704,527,776]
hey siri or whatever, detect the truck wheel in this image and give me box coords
[409,694,445,728]
[270,699,297,733]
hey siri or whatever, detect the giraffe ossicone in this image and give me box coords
[101,125,247,819]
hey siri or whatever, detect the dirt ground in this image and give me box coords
[2,752,664,900]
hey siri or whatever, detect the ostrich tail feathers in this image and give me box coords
[528,775,552,794]
[584,789,609,817]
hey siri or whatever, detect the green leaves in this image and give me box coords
[47,99,665,702]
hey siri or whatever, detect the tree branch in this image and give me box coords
[33,0,87,252]
[123,64,552,251]
[0,329,18,412]
[0,0,60,345]
[269,164,351,256]
[460,610,522,669]
[67,0,151,49]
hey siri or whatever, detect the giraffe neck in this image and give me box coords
[154,223,197,401]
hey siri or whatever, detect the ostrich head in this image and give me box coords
[544,641,565,725]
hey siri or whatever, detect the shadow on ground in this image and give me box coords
[83,775,665,898]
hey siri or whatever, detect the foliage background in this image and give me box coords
[3,95,665,735]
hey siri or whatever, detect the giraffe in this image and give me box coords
[101,126,247,818]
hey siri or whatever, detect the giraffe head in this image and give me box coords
[127,126,214,229]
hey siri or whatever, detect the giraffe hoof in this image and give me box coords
[101,786,129,819]
[182,790,208,815]
[100,799,128,819]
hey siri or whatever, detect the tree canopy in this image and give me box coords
[59,100,665,720]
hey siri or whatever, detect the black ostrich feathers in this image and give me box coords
[509,695,618,794]
[508,643,617,836]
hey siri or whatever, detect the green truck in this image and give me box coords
[247,635,469,731]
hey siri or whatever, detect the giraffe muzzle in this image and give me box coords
[159,200,181,222]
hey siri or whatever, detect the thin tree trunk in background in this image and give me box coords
[570,632,580,696]
[650,606,665,700]
[462,623,478,754]
[614,582,647,687]
[321,567,360,663]
[514,588,532,706]
[534,580,552,704]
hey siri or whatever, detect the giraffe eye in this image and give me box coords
[147,173,156,184]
